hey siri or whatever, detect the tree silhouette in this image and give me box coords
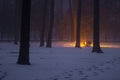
[68,0,74,41]
[46,0,55,48]
[40,0,48,47]
[75,0,82,48]
[92,0,103,53]
[14,0,22,45]
[17,0,31,65]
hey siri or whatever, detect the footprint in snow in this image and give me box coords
[106,61,111,64]
[55,75,60,77]
[100,63,104,66]
[92,71,99,76]
[80,77,88,80]
[68,74,73,77]
[64,76,70,79]
[87,68,92,71]
[74,68,79,71]
[84,75,89,78]
[105,67,111,70]
[63,73,72,79]
[92,65,99,69]
[53,78,59,80]
[91,65,104,72]
[79,70,84,75]
[34,79,40,80]
[0,72,7,80]
[69,70,74,73]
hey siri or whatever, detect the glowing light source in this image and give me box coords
[80,41,87,47]
[63,41,92,47]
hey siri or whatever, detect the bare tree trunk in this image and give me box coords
[0,0,3,41]
[53,0,63,40]
[75,0,82,48]
[69,0,74,41]
[40,0,48,47]
[92,0,103,53]
[0,0,7,41]
[46,0,55,48]
[14,0,22,45]
[72,0,78,41]
[17,0,31,65]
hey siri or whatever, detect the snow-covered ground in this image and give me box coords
[0,42,120,80]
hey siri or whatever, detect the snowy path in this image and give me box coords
[0,42,120,80]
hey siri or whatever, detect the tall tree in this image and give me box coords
[14,0,22,45]
[75,0,82,48]
[72,0,78,41]
[17,0,31,65]
[40,0,48,47]
[68,0,74,41]
[46,0,55,48]
[92,0,103,53]
[0,0,4,41]
[55,0,63,40]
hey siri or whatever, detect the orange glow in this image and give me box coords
[80,41,87,47]
[63,40,92,47]
[63,41,91,47]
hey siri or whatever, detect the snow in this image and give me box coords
[0,42,120,80]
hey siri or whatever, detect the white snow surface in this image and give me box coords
[0,42,120,80]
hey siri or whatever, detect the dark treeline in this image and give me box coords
[0,0,120,42]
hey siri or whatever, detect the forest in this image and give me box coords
[1,1,120,80]
[0,0,120,42]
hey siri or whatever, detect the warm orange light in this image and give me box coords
[69,42,75,47]
[63,41,92,47]
[80,41,87,47]
[69,41,87,47]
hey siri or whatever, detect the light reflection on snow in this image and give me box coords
[0,42,120,48]
[52,42,120,48]
[100,42,120,48]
